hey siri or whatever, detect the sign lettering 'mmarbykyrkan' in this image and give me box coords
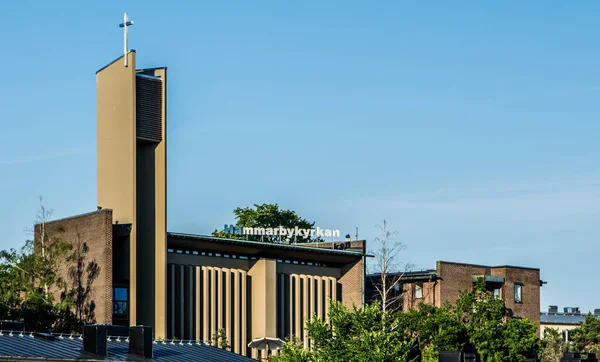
[222,224,340,239]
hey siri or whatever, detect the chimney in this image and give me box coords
[548,306,558,314]
[83,325,108,357]
[129,326,153,358]
[594,309,600,317]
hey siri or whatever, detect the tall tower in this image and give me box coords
[96,50,167,338]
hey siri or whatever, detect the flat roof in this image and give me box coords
[437,260,540,271]
[366,270,438,282]
[168,233,365,266]
[540,313,589,325]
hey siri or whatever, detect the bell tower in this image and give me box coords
[96,50,168,339]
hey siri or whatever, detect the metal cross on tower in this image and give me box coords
[119,12,134,67]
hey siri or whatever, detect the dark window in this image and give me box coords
[113,287,128,317]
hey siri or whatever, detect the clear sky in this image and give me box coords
[0,1,598,313]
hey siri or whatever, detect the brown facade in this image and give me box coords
[369,261,542,326]
[34,210,114,325]
[166,235,366,358]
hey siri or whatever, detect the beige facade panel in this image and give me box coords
[96,52,138,325]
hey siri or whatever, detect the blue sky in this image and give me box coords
[0,1,599,312]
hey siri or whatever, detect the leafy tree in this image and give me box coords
[539,328,566,362]
[272,301,419,362]
[0,201,101,333]
[570,314,600,354]
[399,303,468,356]
[502,318,540,362]
[454,281,539,362]
[212,203,320,243]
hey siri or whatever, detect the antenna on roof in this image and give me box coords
[355,227,358,241]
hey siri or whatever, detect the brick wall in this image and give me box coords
[436,261,541,326]
[402,280,438,310]
[300,240,366,308]
[338,259,364,308]
[491,266,540,325]
[34,209,114,324]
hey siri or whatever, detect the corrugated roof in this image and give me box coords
[0,332,254,361]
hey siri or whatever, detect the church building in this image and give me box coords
[36,49,368,358]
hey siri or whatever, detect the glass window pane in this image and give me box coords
[514,284,522,303]
[113,301,128,316]
[114,287,127,301]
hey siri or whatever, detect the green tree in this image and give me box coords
[399,303,468,357]
[272,301,419,362]
[539,328,566,362]
[0,201,101,333]
[212,203,320,243]
[570,314,600,354]
[453,281,539,362]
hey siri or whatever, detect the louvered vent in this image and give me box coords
[136,75,163,142]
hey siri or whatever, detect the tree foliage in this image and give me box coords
[539,328,566,362]
[212,203,319,243]
[570,314,600,354]
[0,202,100,333]
[272,301,419,362]
[274,282,540,362]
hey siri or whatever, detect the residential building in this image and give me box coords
[367,261,543,326]
[540,306,600,340]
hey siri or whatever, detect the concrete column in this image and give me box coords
[202,266,209,341]
[315,276,323,319]
[241,270,247,356]
[195,266,201,340]
[324,276,331,322]
[248,259,277,340]
[234,270,241,354]
[301,275,309,349]
[225,268,232,346]
[210,267,216,338]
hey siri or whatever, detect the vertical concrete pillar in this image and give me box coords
[233,270,241,354]
[202,266,209,341]
[248,259,277,341]
[293,274,301,338]
[315,276,323,319]
[225,268,232,345]
[241,270,247,356]
[217,268,223,332]
[195,266,201,341]
[210,267,216,338]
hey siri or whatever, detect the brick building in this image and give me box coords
[33,50,368,359]
[366,261,543,326]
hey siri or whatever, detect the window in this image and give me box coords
[414,283,423,299]
[514,283,522,303]
[493,288,500,298]
[113,287,128,317]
